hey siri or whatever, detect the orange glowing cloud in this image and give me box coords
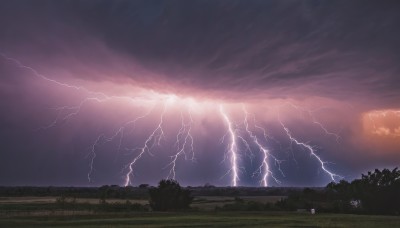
[363,110,400,138]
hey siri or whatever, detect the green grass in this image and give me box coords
[1,197,399,227]
[192,195,285,211]
[0,196,284,212]
[1,212,399,227]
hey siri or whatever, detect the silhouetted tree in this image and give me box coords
[356,168,400,214]
[148,179,193,211]
[327,168,400,214]
[139,184,149,188]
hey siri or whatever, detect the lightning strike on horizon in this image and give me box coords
[124,104,167,187]
[279,119,342,182]
[88,134,104,183]
[4,53,208,186]
[86,108,154,182]
[219,106,240,187]
[1,53,344,187]
[2,53,173,185]
[242,108,283,186]
[167,109,195,180]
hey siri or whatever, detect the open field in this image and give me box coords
[193,196,285,211]
[0,212,399,227]
[0,197,148,205]
[1,196,399,227]
[0,196,285,212]
[0,197,399,227]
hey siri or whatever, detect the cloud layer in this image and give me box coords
[0,0,399,186]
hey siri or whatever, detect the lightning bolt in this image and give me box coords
[2,53,345,187]
[2,53,188,186]
[279,119,342,182]
[166,109,195,180]
[219,105,239,187]
[87,134,104,183]
[86,109,153,182]
[37,97,107,130]
[282,102,342,143]
[124,104,167,186]
[242,107,283,186]
[1,53,109,98]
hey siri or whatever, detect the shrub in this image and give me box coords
[148,179,193,211]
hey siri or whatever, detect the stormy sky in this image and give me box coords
[0,0,399,187]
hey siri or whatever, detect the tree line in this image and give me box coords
[1,168,398,214]
[224,168,400,215]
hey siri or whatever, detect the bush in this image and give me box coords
[148,179,193,211]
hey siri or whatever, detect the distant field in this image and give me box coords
[193,195,285,211]
[0,196,284,212]
[0,197,148,205]
[1,212,399,227]
[1,196,399,227]
[0,196,400,228]
[0,196,149,217]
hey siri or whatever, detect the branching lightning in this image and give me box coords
[242,107,283,186]
[282,103,342,143]
[279,119,342,182]
[88,134,104,183]
[1,53,344,187]
[166,109,195,180]
[124,104,167,186]
[87,109,153,182]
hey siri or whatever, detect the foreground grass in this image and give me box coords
[1,212,399,227]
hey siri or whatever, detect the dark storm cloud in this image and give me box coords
[1,0,400,105]
[1,0,400,187]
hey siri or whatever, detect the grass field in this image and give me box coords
[1,211,400,227]
[0,196,284,212]
[0,197,148,205]
[1,196,399,227]
[192,195,285,211]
